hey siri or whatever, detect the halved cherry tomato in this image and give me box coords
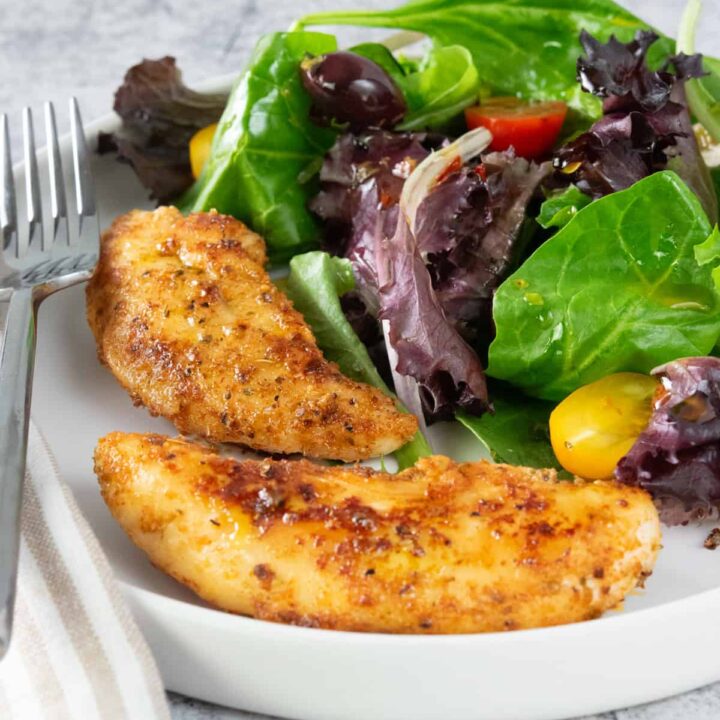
[189,123,218,179]
[464,98,568,159]
[549,373,659,479]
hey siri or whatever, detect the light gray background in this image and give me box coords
[1,0,719,718]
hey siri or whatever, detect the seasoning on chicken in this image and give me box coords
[95,432,661,634]
[86,207,417,461]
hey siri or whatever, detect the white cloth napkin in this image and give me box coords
[0,423,171,720]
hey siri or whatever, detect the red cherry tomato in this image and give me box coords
[464,97,568,159]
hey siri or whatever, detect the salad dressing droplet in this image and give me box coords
[523,292,544,306]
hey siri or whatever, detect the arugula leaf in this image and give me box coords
[678,0,720,142]
[178,32,339,264]
[537,186,592,230]
[488,171,720,400]
[351,43,480,130]
[297,0,675,121]
[457,389,560,470]
[285,251,431,469]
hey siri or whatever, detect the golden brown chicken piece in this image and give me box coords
[95,432,661,634]
[86,207,416,461]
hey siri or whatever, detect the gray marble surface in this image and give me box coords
[2,0,720,718]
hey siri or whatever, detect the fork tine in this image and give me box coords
[0,115,17,255]
[22,108,43,255]
[44,102,69,247]
[69,97,97,242]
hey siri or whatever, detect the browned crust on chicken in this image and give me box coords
[95,432,661,634]
[86,207,416,461]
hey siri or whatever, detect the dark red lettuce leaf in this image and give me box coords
[616,357,720,525]
[310,130,547,419]
[554,110,674,196]
[554,31,716,221]
[99,57,228,203]
[416,152,551,342]
[309,130,443,360]
[311,130,548,420]
[310,130,443,296]
[311,132,548,343]
[577,30,674,113]
[376,215,489,420]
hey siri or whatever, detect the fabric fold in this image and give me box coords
[0,423,170,720]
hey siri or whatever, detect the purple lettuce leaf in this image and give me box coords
[309,130,442,364]
[310,130,548,420]
[375,214,489,420]
[553,110,674,196]
[98,57,228,203]
[577,30,675,113]
[416,152,551,342]
[554,31,717,222]
[616,357,720,525]
[311,132,548,344]
[310,130,442,294]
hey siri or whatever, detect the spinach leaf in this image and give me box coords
[296,0,675,121]
[487,171,720,400]
[457,389,560,470]
[285,251,432,469]
[351,43,480,130]
[178,32,339,264]
[537,186,591,230]
[678,0,720,142]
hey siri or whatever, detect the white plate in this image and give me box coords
[25,80,720,720]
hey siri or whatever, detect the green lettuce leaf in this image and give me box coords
[456,389,560,470]
[537,186,592,230]
[351,43,480,130]
[488,171,720,400]
[694,224,720,291]
[286,252,387,389]
[178,32,339,264]
[285,251,431,469]
[398,45,480,130]
[296,0,675,121]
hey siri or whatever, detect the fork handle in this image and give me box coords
[0,287,36,656]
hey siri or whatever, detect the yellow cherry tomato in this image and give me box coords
[549,372,658,479]
[189,123,218,179]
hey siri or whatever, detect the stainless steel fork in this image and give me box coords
[0,99,98,657]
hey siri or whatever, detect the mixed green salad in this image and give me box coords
[100,0,720,526]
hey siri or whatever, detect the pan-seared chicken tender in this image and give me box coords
[95,432,661,634]
[86,207,417,461]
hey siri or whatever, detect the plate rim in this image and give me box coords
[122,577,720,643]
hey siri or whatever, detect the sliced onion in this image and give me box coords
[400,126,492,231]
